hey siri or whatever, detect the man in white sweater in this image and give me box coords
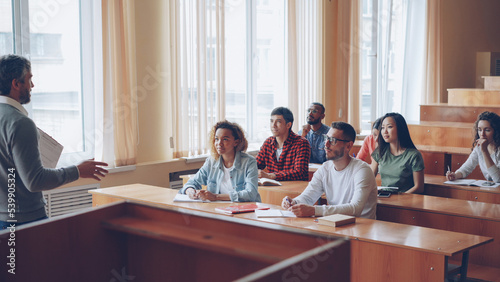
[282,121,377,219]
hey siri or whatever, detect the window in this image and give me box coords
[360,0,426,131]
[177,0,287,157]
[1,0,101,166]
[225,0,286,146]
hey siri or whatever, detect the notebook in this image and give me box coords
[215,204,270,214]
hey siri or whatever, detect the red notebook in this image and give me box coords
[215,204,270,214]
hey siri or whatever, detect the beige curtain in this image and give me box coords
[172,0,226,158]
[347,0,361,133]
[423,0,442,104]
[102,0,138,166]
[322,0,360,132]
[288,0,323,132]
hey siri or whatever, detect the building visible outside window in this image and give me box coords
[0,0,99,166]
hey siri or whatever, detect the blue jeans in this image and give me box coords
[0,216,48,230]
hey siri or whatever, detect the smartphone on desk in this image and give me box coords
[378,191,391,198]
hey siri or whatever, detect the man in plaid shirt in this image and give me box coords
[256,107,311,181]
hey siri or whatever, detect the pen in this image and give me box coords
[447,166,451,173]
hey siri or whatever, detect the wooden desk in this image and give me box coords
[180,174,309,205]
[425,174,500,204]
[0,201,349,281]
[258,181,308,205]
[90,184,493,282]
[377,193,500,270]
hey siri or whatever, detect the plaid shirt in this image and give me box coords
[256,131,311,181]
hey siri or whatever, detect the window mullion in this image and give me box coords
[13,0,30,56]
[246,0,255,139]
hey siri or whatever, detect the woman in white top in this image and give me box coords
[447,111,500,183]
[180,120,261,202]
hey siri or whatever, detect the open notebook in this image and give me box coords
[444,179,500,188]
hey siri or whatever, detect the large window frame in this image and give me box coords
[5,0,101,167]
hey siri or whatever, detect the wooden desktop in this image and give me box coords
[377,193,500,273]
[0,200,349,282]
[90,184,493,282]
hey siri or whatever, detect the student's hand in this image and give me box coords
[186,188,199,199]
[281,196,296,209]
[289,204,315,217]
[446,171,456,181]
[259,170,275,179]
[476,138,489,152]
[77,159,109,181]
[197,190,217,201]
[301,124,311,137]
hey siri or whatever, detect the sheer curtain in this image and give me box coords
[376,0,426,122]
[101,0,138,166]
[348,0,361,132]
[287,0,323,131]
[172,0,226,158]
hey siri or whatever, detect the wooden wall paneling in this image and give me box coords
[408,122,473,148]
[350,240,445,282]
[448,89,500,106]
[421,152,446,175]
[0,203,128,282]
[420,104,500,123]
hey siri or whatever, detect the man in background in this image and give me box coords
[256,107,310,181]
[299,102,331,164]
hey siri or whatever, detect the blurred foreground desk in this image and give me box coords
[0,201,348,282]
[90,184,492,282]
[378,193,500,277]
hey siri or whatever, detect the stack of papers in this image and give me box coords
[173,193,225,203]
[254,209,296,218]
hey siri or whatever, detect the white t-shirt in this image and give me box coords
[294,157,378,219]
[276,148,283,161]
[219,165,235,195]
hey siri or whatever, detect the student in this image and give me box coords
[282,121,377,219]
[356,117,382,163]
[299,102,331,164]
[371,112,424,193]
[447,111,500,183]
[180,120,261,202]
[256,107,310,181]
[0,54,108,229]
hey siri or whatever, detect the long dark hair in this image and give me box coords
[473,111,500,151]
[376,112,416,158]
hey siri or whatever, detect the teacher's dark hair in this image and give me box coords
[0,54,31,96]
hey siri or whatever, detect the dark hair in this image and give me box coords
[0,54,31,96]
[372,117,382,130]
[376,112,416,158]
[330,121,356,142]
[271,107,294,128]
[209,120,248,159]
[311,102,326,114]
[473,111,500,151]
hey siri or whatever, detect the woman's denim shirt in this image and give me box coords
[180,151,261,202]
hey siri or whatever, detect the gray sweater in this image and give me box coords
[0,102,79,222]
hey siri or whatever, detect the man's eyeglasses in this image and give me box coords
[307,109,319,114]
[323,134,350,145]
